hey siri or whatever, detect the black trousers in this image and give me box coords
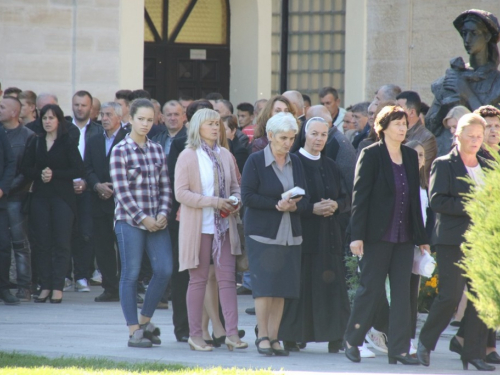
[93,213,119,294]
[169,221,190,339]
[372,273,420,338]
[345,241,413,356]
[0,209,11,291]
[69,191,93,281]
[419,245,489,360]
[31,195,74,291]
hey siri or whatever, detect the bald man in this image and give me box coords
[283,90,305,119]
[373,84,402,106]
[90,97,101,123]
[284,90,308,153]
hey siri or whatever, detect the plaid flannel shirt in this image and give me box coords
[110,135,172,229]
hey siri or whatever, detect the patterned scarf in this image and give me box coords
[200,140,227,264]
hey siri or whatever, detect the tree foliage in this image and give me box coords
[460,150,500,329]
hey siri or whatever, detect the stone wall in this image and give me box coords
[0,0,143,114]
[364,0,500,105]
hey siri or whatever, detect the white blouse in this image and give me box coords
[196,147,228,234]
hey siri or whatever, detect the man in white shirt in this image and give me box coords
[69,90,103,293]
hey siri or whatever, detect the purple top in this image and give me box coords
[382,162,411,243]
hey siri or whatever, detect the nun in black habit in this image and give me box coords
[278,117,351,353]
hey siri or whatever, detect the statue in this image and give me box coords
[426,9,500,154]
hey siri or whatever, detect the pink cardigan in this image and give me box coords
[174,147,241,271]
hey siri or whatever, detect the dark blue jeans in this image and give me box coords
[30,195,74,291]
[0,209,12,291]
[115,221,173,326]
[7,200,32,289]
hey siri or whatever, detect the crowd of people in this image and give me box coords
[0,79,499,370]
[2,7,500,373]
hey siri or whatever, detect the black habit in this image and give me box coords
[278,152,351,344]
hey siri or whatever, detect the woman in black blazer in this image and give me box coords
[344,106,429,365]
[21,104,84,304]
[417,114,497,371]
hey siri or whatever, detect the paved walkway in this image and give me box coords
[0,287,495,374]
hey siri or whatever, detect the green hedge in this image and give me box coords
[460,149,500,329]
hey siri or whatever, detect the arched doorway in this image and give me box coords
[143,0,230,103]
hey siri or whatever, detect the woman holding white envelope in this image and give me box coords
[241,112,309,356]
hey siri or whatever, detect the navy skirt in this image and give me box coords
[245,235,301,299]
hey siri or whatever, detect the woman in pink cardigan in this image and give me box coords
[175,108,247,352]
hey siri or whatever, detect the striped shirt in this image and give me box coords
[110,134,172,229]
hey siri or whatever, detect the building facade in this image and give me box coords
[1,0,499,113]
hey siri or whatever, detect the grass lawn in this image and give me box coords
[0,352,275,375]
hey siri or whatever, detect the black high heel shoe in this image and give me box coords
[270,339,289,356]
[50,290,63,304]
[211,333,225,348]
[449,336,463,356]
[388,354,420,365]
[462,358,495,371]
[34,291,51,303]
[486,352,500,364]
[255,336,273,356]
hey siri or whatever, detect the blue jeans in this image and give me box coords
[115,220,173,326]
[7,200,32,289]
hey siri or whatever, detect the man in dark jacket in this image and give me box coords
[0,105,17,304]
[84,102,127,302]
[152,100,187,157]
[68,90,103,292]
[0,96,35,302]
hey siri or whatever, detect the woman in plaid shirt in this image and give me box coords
[110,99,173,348]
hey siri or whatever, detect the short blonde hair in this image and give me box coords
[455,113,486,136]
[186,108,221,149]
[266,112,298,136]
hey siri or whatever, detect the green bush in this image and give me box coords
[460,150,500,329]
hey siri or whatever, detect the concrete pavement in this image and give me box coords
[0,287,495,374]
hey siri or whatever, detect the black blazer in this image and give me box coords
[241,149,309,239]
[84,128,128,216]
[228,135,249,174]
[350,139,428,245]
[21,133,85,214]
[429,146,489,246]
[0,130,16,208]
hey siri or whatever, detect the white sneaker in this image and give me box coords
[409,340,417,355]
[91,270,102,285]
[75,278,90,292]
[366,328,388,353]
[359,342,376,358]
[63,278,73,292]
